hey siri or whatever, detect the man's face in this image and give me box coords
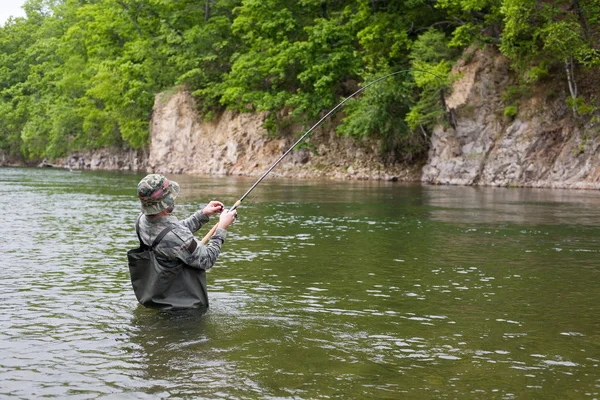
[166,204,175,214]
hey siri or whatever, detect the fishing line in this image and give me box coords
[201,68,446,243]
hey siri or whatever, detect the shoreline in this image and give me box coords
[4,163,600,191]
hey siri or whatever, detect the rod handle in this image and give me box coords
[200,200,242,244]
[200,222,219,244]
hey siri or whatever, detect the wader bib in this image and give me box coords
[127,215,209,310]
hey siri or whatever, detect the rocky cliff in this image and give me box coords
[58,147,148,171]
[52,90,418,181]
[20,46,600,189]
[423,47,600,189]
[146,90,418,181]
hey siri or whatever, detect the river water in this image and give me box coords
[1,167,599,399]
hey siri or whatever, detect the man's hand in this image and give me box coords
[217,209,237,229]
[201,201,225,216]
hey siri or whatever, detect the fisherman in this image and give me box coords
[127,174,237,310]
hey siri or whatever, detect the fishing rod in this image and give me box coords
[201,68,444,244]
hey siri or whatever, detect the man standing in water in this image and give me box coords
[128,174,237,310]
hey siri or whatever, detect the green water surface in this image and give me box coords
[0,167,599,399]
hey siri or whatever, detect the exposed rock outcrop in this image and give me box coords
[423,47,600,189]
[12,46,600,189]
[59,147,148,172]
[147,90,418,181]
[0,151,22,167]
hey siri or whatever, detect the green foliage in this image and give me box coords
[498,0,600,119]
[356,6,410,71]
[218,0,362,123]
[566,97,596,116]
[526,61,549,83]
[539,21,593,65]
[339,74,423,161]
[405,30,455,132]
[0,0,209,158]
[502,84,529,103]
[437,0,503,47]
[1,0,599,163]
[339,74,412,141]
[262,112,279,137]
[500,0,600,70]
[504,104,518,118]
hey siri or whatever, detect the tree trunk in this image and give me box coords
[205,0,211,20]
[571,0,590,39]
[565,57,578,114]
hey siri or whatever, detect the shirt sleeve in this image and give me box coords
[179,210,210,233]
[162,226,227,270]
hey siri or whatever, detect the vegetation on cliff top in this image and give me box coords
[0,0,598,162]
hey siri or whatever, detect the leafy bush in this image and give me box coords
[567,97,597,116]
[526,62,549,83]
[504,104,518,118]
[1,0,598,162]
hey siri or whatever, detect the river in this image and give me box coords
[1,167,599,399]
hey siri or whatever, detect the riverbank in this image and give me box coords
[3,46,599,189]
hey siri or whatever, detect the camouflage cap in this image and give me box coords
[137,174,180,215]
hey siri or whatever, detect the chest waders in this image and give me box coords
[127,215,209,310]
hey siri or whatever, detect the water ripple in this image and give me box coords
[1,168,600,398]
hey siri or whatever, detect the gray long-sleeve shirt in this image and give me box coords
[137,210,227,270]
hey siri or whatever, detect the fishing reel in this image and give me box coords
[218,205,239,221]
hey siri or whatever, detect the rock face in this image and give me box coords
[147,90,418,181]
[9,47,600,189]
[0,151,21,167]
[58,147,148,172]
[423,47,600,189]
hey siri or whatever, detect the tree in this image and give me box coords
[500,0,599,115]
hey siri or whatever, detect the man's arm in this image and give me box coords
[163,226,227,270]
[180,210,209,233]
[181,229,227,270]
[180,201,225,233]
[166,207,235,269]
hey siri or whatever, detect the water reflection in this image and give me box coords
[424,185,600,226]
[128,308,214,391]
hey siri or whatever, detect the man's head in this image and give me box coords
[137,174,180,215]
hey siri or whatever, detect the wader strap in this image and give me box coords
[135,214,176,250]
[152,225,176,249]
[135,214,144,247]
